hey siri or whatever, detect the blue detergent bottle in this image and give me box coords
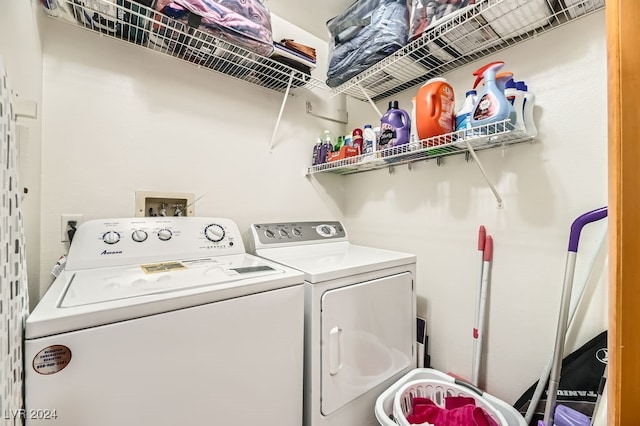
[470,61,515,130]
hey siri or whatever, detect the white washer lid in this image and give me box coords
[26,254,303,339]
[61,256,282,307]
[255,242,416,283]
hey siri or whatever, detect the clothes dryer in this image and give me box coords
[250,221,416,426]
[25,217,305,426]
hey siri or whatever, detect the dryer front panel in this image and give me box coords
[320,272,414,415]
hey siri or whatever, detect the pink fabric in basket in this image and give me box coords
[405,396,499,426]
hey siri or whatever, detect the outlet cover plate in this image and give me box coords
[61,214,84,242]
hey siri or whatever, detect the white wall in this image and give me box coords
[38,16,346,295]
[36,4,607,407]
[343,11,608,404]
[0,0,44,311]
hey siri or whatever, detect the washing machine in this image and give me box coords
[25,217,305,426]
[249,221,417,426]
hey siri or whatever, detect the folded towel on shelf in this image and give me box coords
[280,39,316,62]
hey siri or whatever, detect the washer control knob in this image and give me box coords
[292,228,302,237]
[158,229,172,241]
[264,229,275,239]
[205,224,225,242]
[279,228,289,237]
[131,229,148,243]
[102,230,121,245]
[317,225,336,237]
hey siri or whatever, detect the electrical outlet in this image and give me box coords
[61,214,84,242]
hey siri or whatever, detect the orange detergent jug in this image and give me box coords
[415,77,456,143]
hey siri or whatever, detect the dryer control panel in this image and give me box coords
[65,217,245,270]
[250,221,347,250]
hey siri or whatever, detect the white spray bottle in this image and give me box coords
[518,81,538,137]
[504,78,526,132]
[410,96,418,144]
[456,90,478,132]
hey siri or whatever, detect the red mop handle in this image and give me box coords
[473,226,486,340]
[478,226,486,251]
[484,236,493,261]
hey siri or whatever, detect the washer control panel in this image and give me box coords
[250,221,347,249]
[65,217,245,271]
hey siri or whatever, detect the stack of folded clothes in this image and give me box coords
[153,0,274,57]
[326,0,408,88]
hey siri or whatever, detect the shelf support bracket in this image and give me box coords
[357,83,383,118]
[306,101,349,124]
[269,71,295,152]
[465,140,504,208]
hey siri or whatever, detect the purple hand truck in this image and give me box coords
[542,207,608,426]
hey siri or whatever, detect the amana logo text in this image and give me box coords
[101,250,123,255]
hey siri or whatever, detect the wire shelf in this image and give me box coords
[306,120,535,176]
[42,0,326,94]
[330,0,605,102]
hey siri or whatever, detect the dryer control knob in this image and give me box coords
[158,229,172,241]
[292,228,302,237]
[102,230,121,245]
[264,229,275,238]
[205,224,225,242]
[131,229,148,243]
[279,229,289,237]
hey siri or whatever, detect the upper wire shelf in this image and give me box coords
[306,120,535,176]
[330,0,605,102]
[41,0,326,95]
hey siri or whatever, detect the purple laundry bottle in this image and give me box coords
[312,138,323,165]
[378,100,411,153]
[319,130,333,163]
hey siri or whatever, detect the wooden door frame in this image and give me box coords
[607,0,640,424]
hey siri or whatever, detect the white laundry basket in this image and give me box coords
[375,368,527,426]
[392,378,508,426]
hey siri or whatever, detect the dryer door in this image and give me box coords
[320,272,414,416]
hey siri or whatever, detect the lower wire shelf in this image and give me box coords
[306,120,535,176]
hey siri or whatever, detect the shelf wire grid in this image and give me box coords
[330,0,605,102]
[42,0,326,94]
[306,120,535,176]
